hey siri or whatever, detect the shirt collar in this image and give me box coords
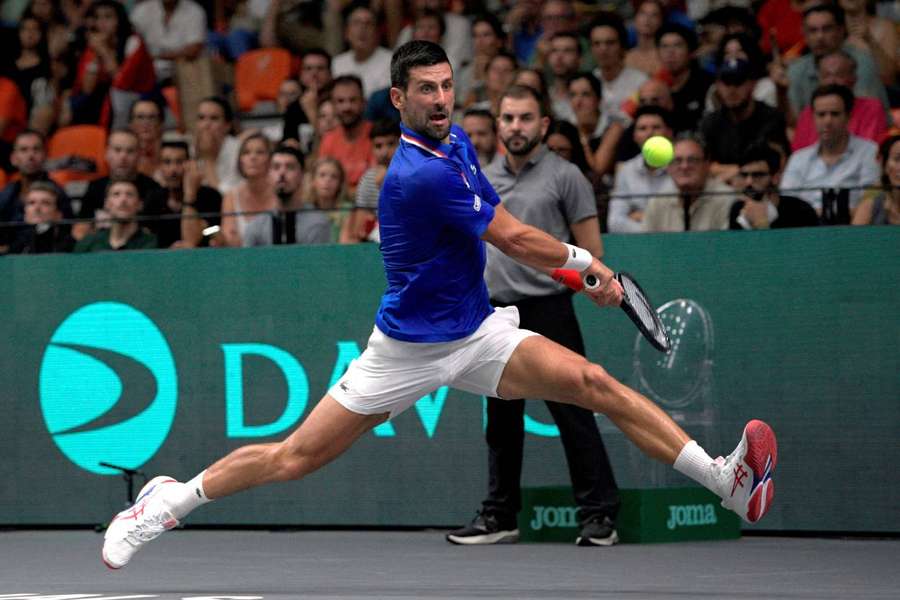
[502,144,549,173]
[399,123,456,159]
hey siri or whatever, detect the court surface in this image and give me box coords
[2,530,897,600]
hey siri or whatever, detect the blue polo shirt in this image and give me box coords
[375,123,501,342]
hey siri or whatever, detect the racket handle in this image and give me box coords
[551,268,585,291]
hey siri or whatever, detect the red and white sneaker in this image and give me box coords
[102,476,181,569]
[717,420,778,523]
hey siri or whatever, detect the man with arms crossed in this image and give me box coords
[102,42,778,569]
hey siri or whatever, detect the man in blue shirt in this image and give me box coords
[102,41,779,571]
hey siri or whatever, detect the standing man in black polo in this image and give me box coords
[446,85,619,547]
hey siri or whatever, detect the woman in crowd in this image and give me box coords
[626,0,665,76]
[545,119,610,230]
[839,0,898,87]
[220,132,277,247]
[463,51,518,116]
[852,135,900,226]
[305,156,349,243]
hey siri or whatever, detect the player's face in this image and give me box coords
[498,96,548,157]
[392,62,454,142]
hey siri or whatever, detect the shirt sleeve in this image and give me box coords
[557,162,597,225]
[408,159,495,238]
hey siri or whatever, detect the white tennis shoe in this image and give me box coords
[102,476,181,569]
[717,420,777,523]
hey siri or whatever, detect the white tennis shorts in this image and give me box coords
[329,306,539,418]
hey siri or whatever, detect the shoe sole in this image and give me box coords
[102,476,179,568]
[446,530,520,545]
[576,530,619,547]
[743,420,778,523]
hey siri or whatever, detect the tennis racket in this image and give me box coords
[552,269,672,353]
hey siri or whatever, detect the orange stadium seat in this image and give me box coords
[47,125,108,186]
[235,48,293,113]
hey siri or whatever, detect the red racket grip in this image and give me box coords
[551,268,585,291]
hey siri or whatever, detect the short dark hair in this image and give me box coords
[303,47,332,69]
[108,128,139,143]
[272,143,305,169]
[499,84,550,117]
[656,22,699,52]
[803,3,845,27]
[105,177,140,200]
[738,143,781,174]
[369,118,400,139]
[472,12,505,41]
[550,31,582,55]
[567,71,603,99]
[487,50,518,72]
[332,74,364,96]
[14,128,46,147]
[390,40,450,90]
[811,83,855,114]
[160,140,190,155]
[26,180,62,210]
[342,0,375,23]
[417,9,446,37]
[200,96,234,123]
[633,105,675,131]
[463,108,497,133]
[589,11,628,48]
[128,96,164,122]
[674,132,708,160]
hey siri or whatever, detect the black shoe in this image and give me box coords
[575,516,619,547]
[446,512,519,545]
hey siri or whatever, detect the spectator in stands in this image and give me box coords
[142,140,223,248]
[130,0,206,85]
[24,0,73,60]
[209,0,263,61]
[529,0,579,69]
[220,132,277,247]
[194,96,242,194]
[786,4,888,120]
[546,32,582,124]
[0,76,28,172]
[609,106,676,233]
[128,97,164,180]
[839,0,898,88]
[454,14,506,107]
[464,51,518,116]
[7,180,75,254]
[614,78,679,164]
[263,78,302,143]
[410,10,443,46]
[70,0,156,128]
[780,84,880,214]
[757,0,805,59]
[306,156,349,242]
[74,178,157,251]
[656,23,713,133]
[461,108,498,167]
[643,135,737,232]
[514,68,549,106]
[792,50,888,151]
[340,119,399,244]
[394,0,473,72]
[282,49,333,153]
[74,128,163,240]
[242,144,331,246]
[505,0,543,66]
[590,12,648,120]
[11,13,53,120]
[260,0,326,56]
[567,71,624,179]
[332,3,391,100]
[545,118,610,230]
[318,75,372,194]
[626,0,665,77]
[699,58,789,186]
[729,144,819,230]
[705,32,777,112]
[852,135,900,226]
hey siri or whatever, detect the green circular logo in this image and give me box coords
[39,302,177,475]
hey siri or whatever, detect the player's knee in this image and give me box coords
[580,363,616,398]
[273,442,320,482]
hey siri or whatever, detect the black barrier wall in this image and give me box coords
[1,227,898,532]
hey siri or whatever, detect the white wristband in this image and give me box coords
[562,243,593,272]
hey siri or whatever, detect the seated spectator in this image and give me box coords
[464,51,518,116]
[210,0,263,61]
[411,9,444,45]
[699,58,789,186]
[514,68,549,106]
[130,0,206,85]
[194,96,242,194]
[567,72,625,179]
[282,48,333,152]
[590,12,648,120]
[11,13,53,120]
[23,0,74,61]
[840,0,898,88]
[220,132,277,247]
[74,178,157,251]
[792,50,887,151]
[655,23,714,133]
[643,135,738,232]
[243,144,332,246]
[306,156,349,242]
[394,0,473,72]
[544,118,609,230]
[852,135,900,226]
[74,128,163,240]
[705,32,778,112]
[331,3,391,100]
[318,75,372,194]
[461,108,498,167]
[128,97,165,180]
[546,32,582,124]
[528,0,580,69]
[729,144,819,230]
[0,76,28,172]
[780,85,879,215]
[615,78,680,163]
[454,14,506,106]
[626,0,665,77]
[263,78,302,143]
[142,140,223,248]
[340,119,399,244]
[70,0,156,128]
[609,106,676,233]
[7,180,75,254]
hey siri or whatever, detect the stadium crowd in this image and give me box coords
[0,0,897,254]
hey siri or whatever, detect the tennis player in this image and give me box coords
[102,41,777,569]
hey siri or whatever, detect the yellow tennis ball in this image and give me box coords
[642,136,674,168]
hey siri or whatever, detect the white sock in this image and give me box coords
[673,441,719,494]
[166,470,212,520]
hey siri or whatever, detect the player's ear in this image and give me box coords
[390,87,405,111]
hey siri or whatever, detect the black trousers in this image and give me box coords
[481,292,620,524]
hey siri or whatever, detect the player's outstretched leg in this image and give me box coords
[102,396,387,569]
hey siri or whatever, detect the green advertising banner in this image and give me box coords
[1,227,898,532]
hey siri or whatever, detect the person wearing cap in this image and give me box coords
[699,57,789,186]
